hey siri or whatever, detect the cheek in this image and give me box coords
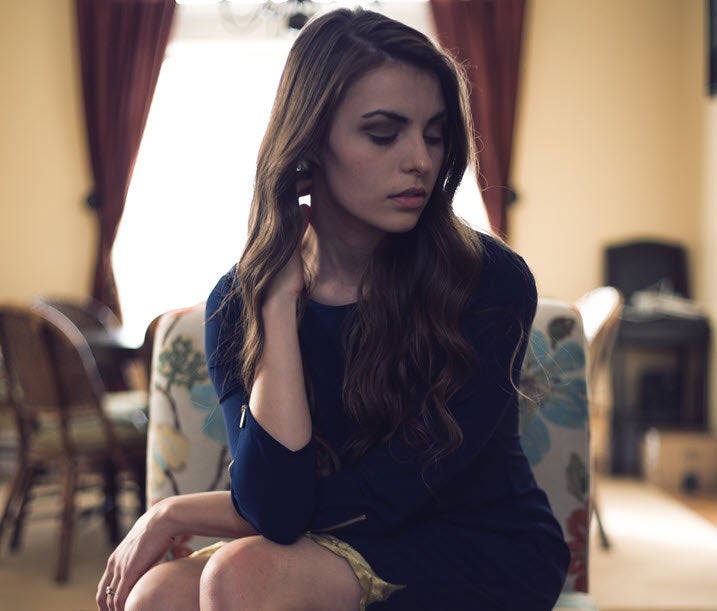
[330,150,385,187]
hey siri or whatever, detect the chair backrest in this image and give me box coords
[35,297,133,392]
[604,239,689,302]
[575,286,624,385]
[35,297,122,333]
[0,303,113,453]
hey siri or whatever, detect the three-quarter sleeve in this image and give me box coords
[205,272,316,544]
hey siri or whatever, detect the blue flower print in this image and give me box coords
[189,383,227,445]
[519,322,588,466]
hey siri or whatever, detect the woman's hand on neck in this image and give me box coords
[263,204,312,311]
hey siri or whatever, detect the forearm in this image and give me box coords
[249,297,311,451]
[154,491,258,539]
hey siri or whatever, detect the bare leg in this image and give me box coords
[200,535,362,611]
[125,555,209,611]
[124,535,362,611]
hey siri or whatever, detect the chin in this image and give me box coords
[384,214,423,234]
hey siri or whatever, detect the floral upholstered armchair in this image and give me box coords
[146,300,596,609]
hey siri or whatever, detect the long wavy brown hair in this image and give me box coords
[228,8,484,468]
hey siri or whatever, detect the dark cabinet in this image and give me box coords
[604,240,711,475]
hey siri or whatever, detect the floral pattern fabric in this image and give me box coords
[146,304,230,557]
[519,299,591,597]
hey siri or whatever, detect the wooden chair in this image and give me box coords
[0,302,147,582]
[34,296,122,333]
[34,297,130,392]
[575,286,624,550]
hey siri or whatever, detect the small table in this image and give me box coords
[85,328,144,392]
[610,310,711,475]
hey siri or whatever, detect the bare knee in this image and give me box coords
[125,567,166,611]
[126,557,204,611]
[200,537,281,611]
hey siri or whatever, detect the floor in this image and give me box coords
[666,490,717,526]
[588,477,717,611]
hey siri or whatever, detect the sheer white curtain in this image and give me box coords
[113,38,291,342]
[113,2,488,343]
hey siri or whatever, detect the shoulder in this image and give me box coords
[468,232,537,325]
[206,266,240,319]
[205,266,243,366]
[206,265,247,332]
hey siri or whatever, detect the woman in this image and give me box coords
[98,8,569,611]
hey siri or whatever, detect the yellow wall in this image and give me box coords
[511,0,704,301]
[0,0,714,424]
[510,0,713,428]
[0,0,94,301]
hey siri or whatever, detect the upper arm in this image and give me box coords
[204,270,316,543]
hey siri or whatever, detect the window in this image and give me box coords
[113,2,488,342]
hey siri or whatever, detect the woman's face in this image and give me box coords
[310,61,446,243]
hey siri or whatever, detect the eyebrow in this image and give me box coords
[361,109,448,125]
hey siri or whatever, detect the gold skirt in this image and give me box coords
[189,534,404,610]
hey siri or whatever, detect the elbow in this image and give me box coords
[255,519,306,545]
[248,508,312,545]
[232,485,313,545]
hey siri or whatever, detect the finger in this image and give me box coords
[97,565,113,611]
[109,568,128,611]
[112,575,132,611]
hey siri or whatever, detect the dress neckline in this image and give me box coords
[307,298,356,311]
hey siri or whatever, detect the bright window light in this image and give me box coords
[113,3,487,343]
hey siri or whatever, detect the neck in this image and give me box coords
[303,221,380,306]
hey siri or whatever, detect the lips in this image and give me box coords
[391,188,427,198]
[389,187,427,210]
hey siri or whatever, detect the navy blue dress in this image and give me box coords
[205,233,569,610]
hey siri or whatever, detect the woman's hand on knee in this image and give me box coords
[97,500,175,611]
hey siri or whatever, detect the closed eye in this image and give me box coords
[424,122,446,147]
[369,134,398,146]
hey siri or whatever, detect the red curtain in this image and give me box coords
[76,0,176,317]
[430,0,526,238]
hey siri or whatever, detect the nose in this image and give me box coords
[401,133,432,175]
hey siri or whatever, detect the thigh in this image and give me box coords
[126,555,209,611]
[202,535,362,611]
[344,523,564,611]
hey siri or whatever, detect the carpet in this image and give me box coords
[589,478,717,611]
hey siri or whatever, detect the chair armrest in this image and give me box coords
[146,303,230,555]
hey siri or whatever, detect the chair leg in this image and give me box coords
[103,460,120,545]
[55,461,78,583]
[593,501,611,550]
[135,459,147,516]
[0,463,29,545]
[8,464,36,552]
